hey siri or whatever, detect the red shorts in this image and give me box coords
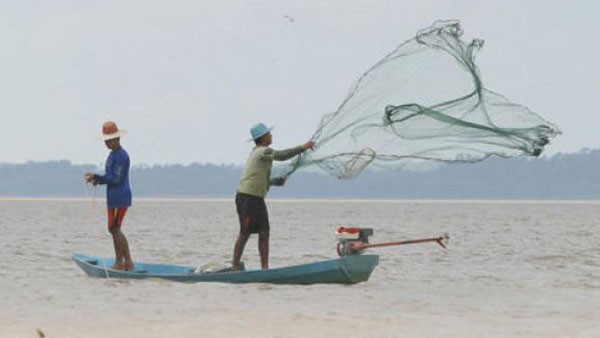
[107,207,128,229]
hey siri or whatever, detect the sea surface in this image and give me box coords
[0,199,598,337]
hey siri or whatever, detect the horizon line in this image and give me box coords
[1,197,600,204]
[1,147,599,167]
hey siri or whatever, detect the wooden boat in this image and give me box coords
[72,253,379,285]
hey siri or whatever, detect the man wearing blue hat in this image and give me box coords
[232,123,315,271]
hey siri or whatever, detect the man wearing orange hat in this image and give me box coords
[84,121,134,271]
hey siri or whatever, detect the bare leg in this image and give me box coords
[118,230,134,270]
[258,230,269,270]
[232,233,250,271]
[109,227,124,270]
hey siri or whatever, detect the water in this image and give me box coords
[1,199,599,337]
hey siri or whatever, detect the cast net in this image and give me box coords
[276,20,560,179]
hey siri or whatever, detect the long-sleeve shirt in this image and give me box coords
[237,145,304,198]
[95,147,132,208]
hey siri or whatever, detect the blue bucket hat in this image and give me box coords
[248,123,274,141]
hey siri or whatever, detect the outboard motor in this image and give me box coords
[336,227,449,256]
[336,227,373,256]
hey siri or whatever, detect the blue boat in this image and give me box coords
[72,253,379,285]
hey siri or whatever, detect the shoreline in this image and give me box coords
[1,197,599,204]
[1,308,596,338]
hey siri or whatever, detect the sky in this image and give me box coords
[0,0,598,165]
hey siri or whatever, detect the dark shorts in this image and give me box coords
[235,192,269,235]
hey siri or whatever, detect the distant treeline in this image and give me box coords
[1,149,599,199]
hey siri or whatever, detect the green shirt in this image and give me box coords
[237,145,304,198]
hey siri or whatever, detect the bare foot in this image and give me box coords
[110,263,124,270]
[123,262,135,271]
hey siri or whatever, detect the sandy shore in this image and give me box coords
[3,311,598,338]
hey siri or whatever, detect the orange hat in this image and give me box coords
[101,121,126,141]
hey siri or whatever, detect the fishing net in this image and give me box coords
[275,20,560,180]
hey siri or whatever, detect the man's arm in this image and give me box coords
[95,164,125,185]
[96,155,128,185]
[272,146,304,161]
[269,176,287,186]
[260,141,316,161]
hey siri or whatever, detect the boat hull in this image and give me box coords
[72,253,379,285]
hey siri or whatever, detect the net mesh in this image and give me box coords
[276,20,560,179]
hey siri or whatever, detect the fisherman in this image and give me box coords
[232,123,315,271]
[84,121,134,271]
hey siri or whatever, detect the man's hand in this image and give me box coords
[271,176,287,186]
[302,141,316,151]
[84,173,97,185]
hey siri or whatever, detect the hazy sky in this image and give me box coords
[1,0,598,165]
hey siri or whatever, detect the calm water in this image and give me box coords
[1,199,599,337]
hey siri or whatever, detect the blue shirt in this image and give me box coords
[96,147,132,208]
